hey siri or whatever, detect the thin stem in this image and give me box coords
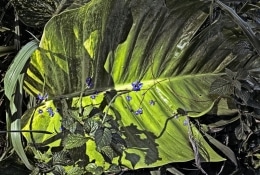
[0,130,53,134]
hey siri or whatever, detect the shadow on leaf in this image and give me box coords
[121,123,161,167]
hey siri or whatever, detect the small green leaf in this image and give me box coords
[63,117,77,133]
[107,164,121,174]
[33,148,52,163]
[101,146,116,162]
[95,128,112,151]
[69,109,84,123]
[85,163,103,175]
[232,80,242,91]
[53,165,65,175]
[235,122,251,140]
[103,122,112,128]
[84,118,99,136]
[225,68,237,80]
[82,106,94,118]
[210,77,232,95]
[66,166,86,175]
[235,89,250,104]
[52,151,71,166]
[63,134,88,149]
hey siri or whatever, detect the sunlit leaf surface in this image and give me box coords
[22,0,260,170]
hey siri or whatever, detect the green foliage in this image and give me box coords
[84,118,99,137]
[2,0,260,174]
[95,128,112,150]
[63,134,88,150]
[19,0,260,174]
[85,163,103,175]
[210,68,260,119]
[210,67,260,170]
[210,68,248,96]
[215,0,260,55]
[66,165,86,175]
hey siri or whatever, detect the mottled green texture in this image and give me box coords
[22,0,260,170]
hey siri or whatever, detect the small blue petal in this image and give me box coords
[86,77,94,88]
[46,107,55,117]
[149,100,155,105]
[126,95,132,101]
[135,108,143,115]
[37,93,48,102]
[183,119,189,126]
[90,91,98,99]
[132,81,143,91]
[37,94,44,101]
[60,126,65,132]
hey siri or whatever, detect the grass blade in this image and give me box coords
[204,132,238,167]
[4,40,38,101]
[4,40,38,170]
[11,119,34,170]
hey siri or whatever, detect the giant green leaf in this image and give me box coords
[22,0,260,171]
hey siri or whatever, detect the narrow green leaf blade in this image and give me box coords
[11,119,34,170]
[5,40,38,102]
[204,132,238,167]
[4,40,38,170]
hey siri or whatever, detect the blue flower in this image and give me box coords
[37,93,48,102]
[132,81,143,91]
[90,91,98,99]
[86,77,94,88]
[149,100,155,106]
[135,108,143,115]
[60,125,65,132]
[46,107,55,117]
[126,95,132,101]
[183,119,189,126]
